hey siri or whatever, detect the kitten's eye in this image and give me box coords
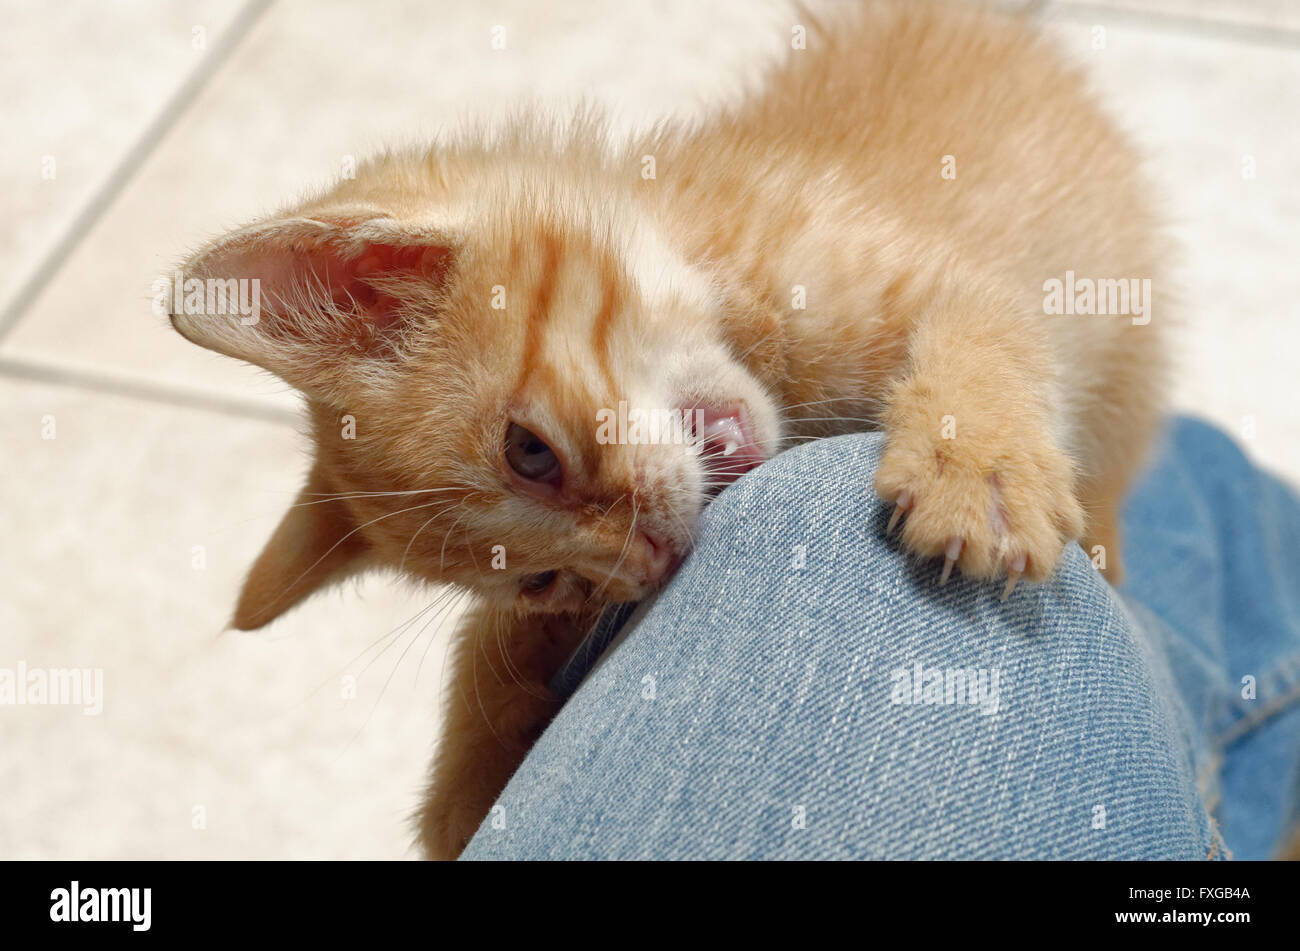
[521,571,558,595]
[505,422,561,485]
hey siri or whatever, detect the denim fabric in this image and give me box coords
[462,417,1299,859]
[1120,419,1300,860]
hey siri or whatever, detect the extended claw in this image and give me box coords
[1001,572,1020,601]
[1001,553,1027,601]
[886,489,913,535]
[886,505,904,535]
[938,537,963,586]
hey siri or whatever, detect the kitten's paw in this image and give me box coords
[874,422,1084,593]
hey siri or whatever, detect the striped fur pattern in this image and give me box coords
[173,1,1167,857]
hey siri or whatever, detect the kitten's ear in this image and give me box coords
[171,213,456,397]
[231,465,371,630]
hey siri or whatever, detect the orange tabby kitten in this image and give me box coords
[171,0,1166,858]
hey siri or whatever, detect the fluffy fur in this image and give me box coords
[172,0,1166,858]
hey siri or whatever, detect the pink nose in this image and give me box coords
[638,529,680,586]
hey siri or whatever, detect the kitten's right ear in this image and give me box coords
[170,214,456,398]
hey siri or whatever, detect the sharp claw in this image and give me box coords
[887,505,904,535]
[1001,554,1027,601]
[886,489,913,535]
[1001,571,1021,601]
[938,538,963,586]
[883,491,915,535]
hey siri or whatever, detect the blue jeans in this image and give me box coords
[462,418,1300,859]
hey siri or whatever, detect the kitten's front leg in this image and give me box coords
[417,605,591,860]
[873,281,1085,592]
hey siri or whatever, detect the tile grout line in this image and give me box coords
[0,0,277,345]
[0,354,299,427]
[1047,2,1300,48]
[1,0,1286,429]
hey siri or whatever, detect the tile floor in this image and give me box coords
[2,0,1296,858]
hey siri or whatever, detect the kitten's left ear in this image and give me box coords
[170,212,456,398]
[231,462,372,630]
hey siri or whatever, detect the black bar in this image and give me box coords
[0,860,1286,939]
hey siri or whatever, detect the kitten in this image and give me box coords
[171,0,1166,858]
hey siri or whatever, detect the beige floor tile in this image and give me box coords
[1053,1,1300,33]
[1042,14,1300,485]
[1,0,798,409]
[5,1,1299,863]
[0,378,455,858]
[5,0,1296,475]
[0,0,248,322]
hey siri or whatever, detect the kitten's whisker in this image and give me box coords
[467,631,506,748]
[370,593,452,714]
[781,396,880,411]
[301,487,466,498]
[354,584,459,681]
[399,503,462,575]
[461,517,483,574]
[783,415,882,426]
[732,325,783,363]
[247,497,459,626]
[492,611,550,700]
[493,614,524,692]
[331,587,465,763]
[589,491,639,603]
[293,592,443,710]
[439,507,472,573]
[667,506,697,548]
[596,494,628,520]
[221,488,467,535]
[290,487,467,510]
[414,588,470,686]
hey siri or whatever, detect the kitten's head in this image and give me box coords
[172,144,781,629]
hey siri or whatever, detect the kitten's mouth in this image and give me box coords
[693,403,767,494]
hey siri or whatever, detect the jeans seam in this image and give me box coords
[1213,669,1300,748]
[1194,738,1236,861]
[1206,817,1232,860]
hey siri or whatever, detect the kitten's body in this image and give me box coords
[173,1,1166,858]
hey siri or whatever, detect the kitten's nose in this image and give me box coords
[637,529,680,586]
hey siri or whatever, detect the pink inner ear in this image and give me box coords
[323,243,453,330]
